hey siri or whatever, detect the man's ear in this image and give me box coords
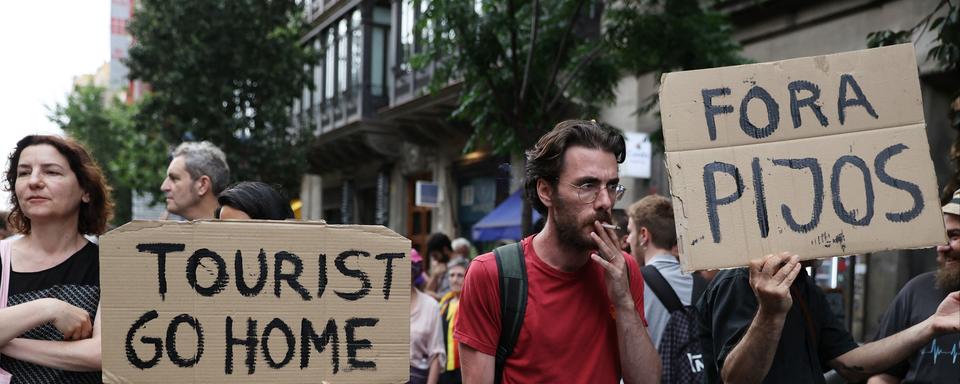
[536,178,554,209]
[196,175,213,196]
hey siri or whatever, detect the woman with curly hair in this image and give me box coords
[0,135,113,383]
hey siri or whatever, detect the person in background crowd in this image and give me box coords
[698,249,959,384]
[627,195,696,350]
[438,259,468,384]
[0,135,113,382]
[410,250,444,384]
[215,181,294,220]
[456,119,660,383]
[411,248,428,291]
[866,189,960,383]
[451,237,473,262]
[160,141,229,220]
[612,208,631,255]
[425,233,455,299]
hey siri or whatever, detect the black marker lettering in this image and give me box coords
[704,162,745,243]
[739,85,780,139]
[125,310,162,369]
[186,248,229,297]
[771,158,824,233]
[702,87,734,141]
[335,251,372,301]
[136,243,185,301]
[345,317,378,371]
[831,155,875,226]
[874,143,923,222]
[838,74,878,124]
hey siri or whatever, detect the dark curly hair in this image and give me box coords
[524,120,626,215]
[5,135,114,235]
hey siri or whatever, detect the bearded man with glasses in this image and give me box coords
[455,120,660,384]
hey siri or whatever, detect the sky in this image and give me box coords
[0,0,109,210]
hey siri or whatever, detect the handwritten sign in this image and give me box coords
[660,44,945,271]
[100,221,409,383]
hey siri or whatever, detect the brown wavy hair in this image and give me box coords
[5,135,114,235]
[524,120,626,215]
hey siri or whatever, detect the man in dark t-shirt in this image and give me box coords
[698,251,959,384]
[698,266,857,384]
[867,190,960,384]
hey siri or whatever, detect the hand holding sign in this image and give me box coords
[748,253,802,316]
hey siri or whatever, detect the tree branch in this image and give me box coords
[541,0,586,111]
[519,0,540,104]
[547,43,604,111]
[912,0,951,43]
[508,0,521,108]
[451,11,515,125]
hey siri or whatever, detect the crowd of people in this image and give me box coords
[0,136,294,383]
[0,119,957,384]
[410,233,473,384]
[418,120,958,384]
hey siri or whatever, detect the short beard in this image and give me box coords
[551,192,611,254]
[935,264,960,292]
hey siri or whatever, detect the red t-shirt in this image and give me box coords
[454,236,646,383]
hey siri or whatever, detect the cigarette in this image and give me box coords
[601,223,620,230]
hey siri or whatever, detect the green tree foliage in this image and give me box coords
[607,0,746,112]
[417,0,744,234]
[49,84,169,225]
[126,0,315,195]
[867,0,960,203]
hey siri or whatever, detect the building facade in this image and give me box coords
[297,0,513,252]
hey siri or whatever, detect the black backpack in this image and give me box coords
[640,265,707,384]
[492,242,526,384]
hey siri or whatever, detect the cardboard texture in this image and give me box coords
[100,220,410,383]
[660,44,946,271]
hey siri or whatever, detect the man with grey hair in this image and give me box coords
[451,237,472,261]
[160,141,230,220]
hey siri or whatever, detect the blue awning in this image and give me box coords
[471,190,542,242]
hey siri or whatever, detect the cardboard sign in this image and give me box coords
[100,221,409,383]
[660,44,945,271]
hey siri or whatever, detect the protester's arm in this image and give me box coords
[0,298,92,346]
[427,354,442,384]
[829,292,960,382]
[591,222,659,384]
[459,343,495,384]
[720,253,802,384]
[0,303,101,371]
[866,374,900,384]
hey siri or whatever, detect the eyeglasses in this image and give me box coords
[564,181,626,204]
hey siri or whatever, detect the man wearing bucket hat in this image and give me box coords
[866,190,960,383]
